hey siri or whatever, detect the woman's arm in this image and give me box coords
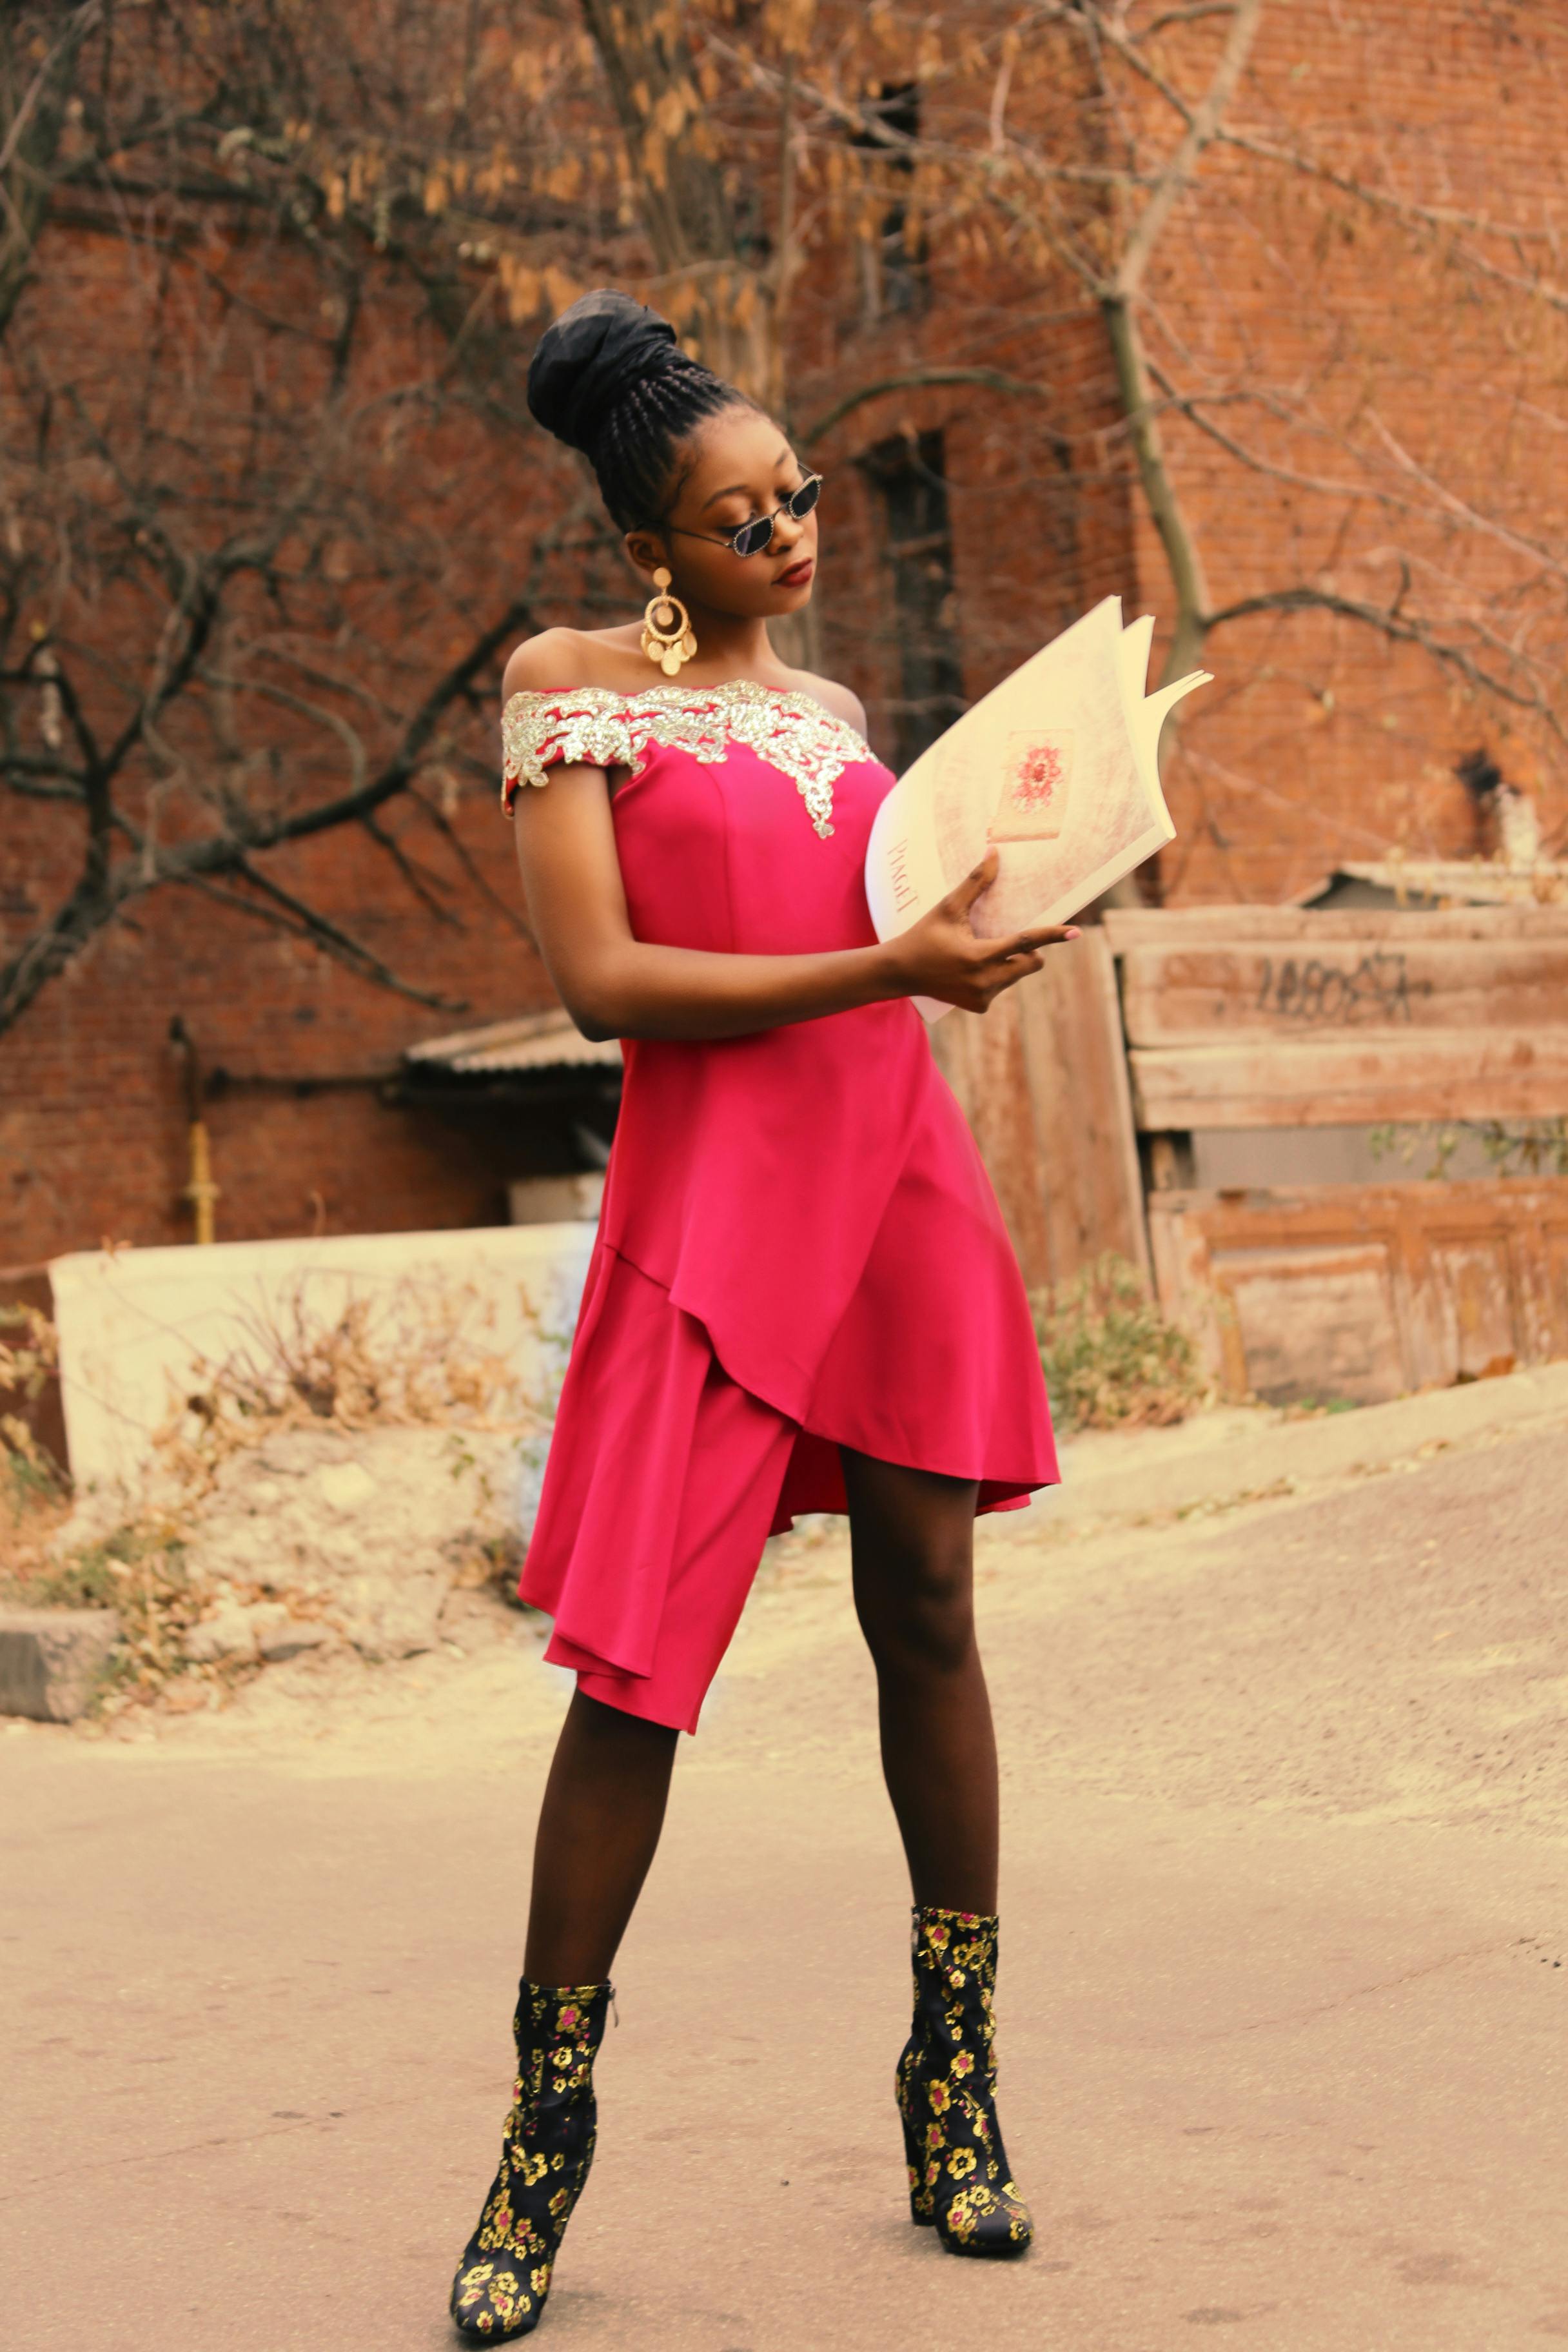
[511,762,1078,1044]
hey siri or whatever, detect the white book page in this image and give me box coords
[865,597,1210,1017]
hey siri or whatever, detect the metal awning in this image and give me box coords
[1297,860,1568,910]
[404,1010,622,1077]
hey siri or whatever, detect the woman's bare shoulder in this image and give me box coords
[786,669,868,737]
[501,627,643,704]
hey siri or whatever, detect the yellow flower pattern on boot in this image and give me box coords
[895,1907,1034,2259]
[449,1980,612,2340]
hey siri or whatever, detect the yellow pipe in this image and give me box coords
[184,1120,219,1245]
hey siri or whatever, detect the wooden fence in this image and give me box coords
[938,903,1568,1403]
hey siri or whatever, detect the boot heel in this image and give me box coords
[903,2124,934,2224]
[896,2037,935,2224]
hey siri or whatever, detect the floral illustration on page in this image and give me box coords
[986,729,1076,843]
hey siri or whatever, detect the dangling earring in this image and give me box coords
[641,567,697,677]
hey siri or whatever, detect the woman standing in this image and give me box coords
[449,289,1073,2342]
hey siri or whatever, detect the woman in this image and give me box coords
[449,289,1075,2342]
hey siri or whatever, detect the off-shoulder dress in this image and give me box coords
[501,680,1058,1732]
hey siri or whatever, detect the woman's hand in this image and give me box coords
[883,848,1080,1013]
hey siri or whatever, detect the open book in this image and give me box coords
[864,597,1210,1020]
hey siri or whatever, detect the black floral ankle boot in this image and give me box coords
[895,1906,1034,2257]
[449,1978,614,2340]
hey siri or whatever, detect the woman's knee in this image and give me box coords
[857,1540,976,1674]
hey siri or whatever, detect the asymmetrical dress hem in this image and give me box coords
[502,681,1059,1734]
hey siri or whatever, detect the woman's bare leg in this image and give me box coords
[524,1690,679,1983]
[840,1449,998,1914]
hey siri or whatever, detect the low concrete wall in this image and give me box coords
[49,1224,596,1494]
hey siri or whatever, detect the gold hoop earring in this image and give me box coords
[641,567,697,677]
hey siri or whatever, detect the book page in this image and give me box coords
[865,600,1210,1011]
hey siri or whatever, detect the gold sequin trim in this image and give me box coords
[499,680,872,839]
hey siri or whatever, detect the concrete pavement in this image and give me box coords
[4,1416,1567,2350]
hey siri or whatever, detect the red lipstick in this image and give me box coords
[776,558,815,588]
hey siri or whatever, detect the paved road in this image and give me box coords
[4,1423,1567,2351]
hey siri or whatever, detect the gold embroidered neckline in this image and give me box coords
[505,675,858,720]
[499,679,874,838]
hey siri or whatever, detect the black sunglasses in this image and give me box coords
[665,473,823,560]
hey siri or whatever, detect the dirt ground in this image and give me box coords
[4,1399,1567,2350]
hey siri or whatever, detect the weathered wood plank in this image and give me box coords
[1119,940,1568,1046]
[1016,928,1151,1284]
[930,932,1148,1290]
[930,986,1054,1286]
[1104,905,1568,950]
[1128,1032,1568,1130]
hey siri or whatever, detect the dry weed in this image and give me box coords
[1032,1253,1210,1434]
[1,1444,211,1717]
[0,1302,61,1484]
[1,1304,72,1585]
[153,1271,553,1505]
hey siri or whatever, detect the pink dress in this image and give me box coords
[500,680,1058,1732]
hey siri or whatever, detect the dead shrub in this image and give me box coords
[1,1419,208,1719]
[1032,1253,1210,1434]
[2,1304,72,1586]
[0,1303,65,1498]
[155,1271,553,1502]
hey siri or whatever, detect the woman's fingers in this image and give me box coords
[1001,923,1081,957]
[945,846,1000,911]
[974,924,1081,1004]
[899,863,1083,1012]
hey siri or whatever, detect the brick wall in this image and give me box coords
[1,821,559,1259]
[1135,0,1568,901]
[5,1,1560,1262]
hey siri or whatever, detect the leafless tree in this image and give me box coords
[0,0,637,1037]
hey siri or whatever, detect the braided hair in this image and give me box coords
[526,289,750,532]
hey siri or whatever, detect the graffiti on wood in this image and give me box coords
[1253,951,1432,1027]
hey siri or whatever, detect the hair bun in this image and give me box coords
[527,289,680,453]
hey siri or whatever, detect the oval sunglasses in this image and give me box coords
[663,472,823,560]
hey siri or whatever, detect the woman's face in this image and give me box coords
[625,405,819,622]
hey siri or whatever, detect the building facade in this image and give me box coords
[3,1,1562,1266]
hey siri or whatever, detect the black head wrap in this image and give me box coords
[525,288,749,531]
[526,289,679,453]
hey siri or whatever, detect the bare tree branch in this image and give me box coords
[801,368,1072,449]
[0,2,99,338]
[219,861,466,1011]
[0,598,536,1036]
[179,871,466,1012]
[1109,0,1267,300]
[1216,123,1568,318]
[1206,583,1568,743]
